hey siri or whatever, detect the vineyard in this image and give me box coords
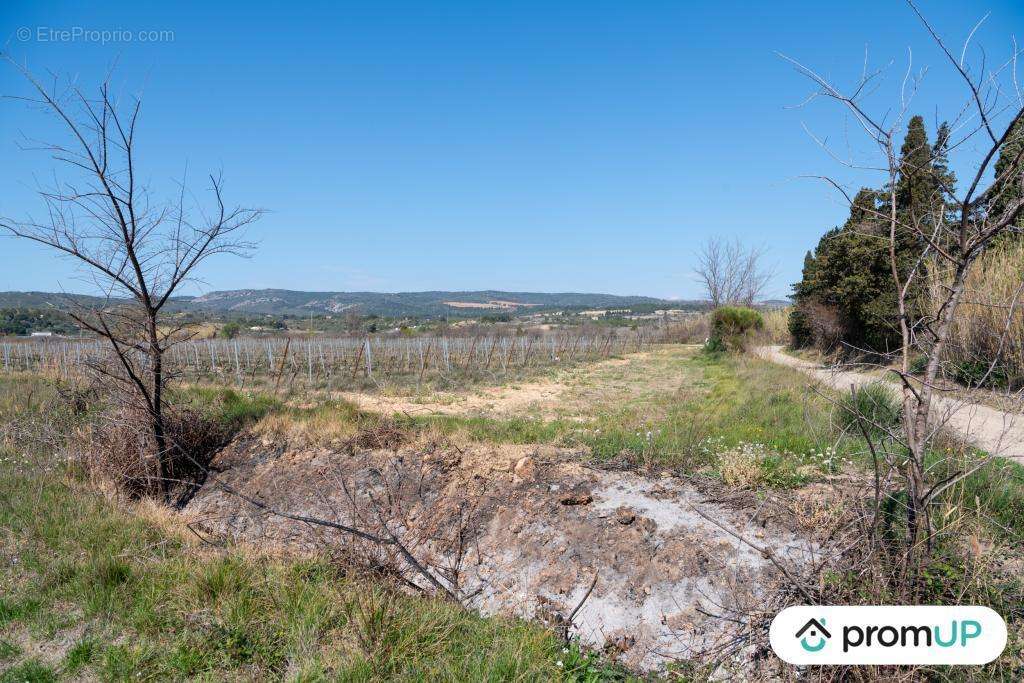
[0,329,657,392]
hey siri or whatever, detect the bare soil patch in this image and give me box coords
[185,433,816,672]
[443,300,542,309]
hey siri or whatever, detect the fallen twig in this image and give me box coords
[689,504,816,604]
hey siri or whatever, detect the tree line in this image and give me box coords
[0,307,78,336]
[789,115,1022,357]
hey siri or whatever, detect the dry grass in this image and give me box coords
[662,314,710,343]
[251,401,365,447]
[928,241,1024,388]
[70,402,233,500]
[758,307,791,345]
[663,308,790,347]
[717,446,764,488]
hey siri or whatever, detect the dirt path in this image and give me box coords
[756,346,1024,464]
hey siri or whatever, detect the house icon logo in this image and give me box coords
[796,618,831,652]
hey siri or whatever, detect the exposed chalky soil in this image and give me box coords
[185,436,816,672]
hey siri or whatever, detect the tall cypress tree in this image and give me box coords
[991,117,1024,233]
[789,117,962,355]
[933,122,954,187]
[788,250,817,347]
[895,115,939,224]
[929,121,959,251]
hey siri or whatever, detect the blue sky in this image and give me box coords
[2,1,1022,300]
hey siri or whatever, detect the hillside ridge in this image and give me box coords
[0,289,697,318]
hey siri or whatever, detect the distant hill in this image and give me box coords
[0,289,696,318]
[0,292,115,310]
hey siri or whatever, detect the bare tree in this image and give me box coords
[784,1,1024,574]
[1,60,262,502]
[694,237,774,308]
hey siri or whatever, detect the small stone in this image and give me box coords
[615,506,636,525]
[560,491,593,506]
[513,456,536,479]
[638,517,658,535]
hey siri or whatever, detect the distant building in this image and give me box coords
[30,331,53,337]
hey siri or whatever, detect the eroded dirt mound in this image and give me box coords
[185,435,815,671]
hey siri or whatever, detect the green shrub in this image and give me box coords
[787,306,813,348]
[219,322,242,339]
[946,358,1012,390]
[913,354,1013,390]
[838,381,901,438]
[703,336,727,355]
[709,306,764,351]
[909,355,929,375]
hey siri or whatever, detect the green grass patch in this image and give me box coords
[0,462,625,681]
[394,351,851,486]
[171,385,280,430]
[0,639,21,662]
[62,637,99,676]
[927,448,1024,542]
[836,381,901,438]
[0,660,57,683]
[402,412,572,445]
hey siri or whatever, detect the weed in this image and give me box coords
[0,640,20,662]
[0,661,56,683]
[63,638,99,675]
[717,442,809,489]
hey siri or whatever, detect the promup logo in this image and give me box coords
[795,618,831,652]
[770,606,1006,665]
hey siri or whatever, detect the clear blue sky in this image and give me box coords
[2,1,1022,299]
